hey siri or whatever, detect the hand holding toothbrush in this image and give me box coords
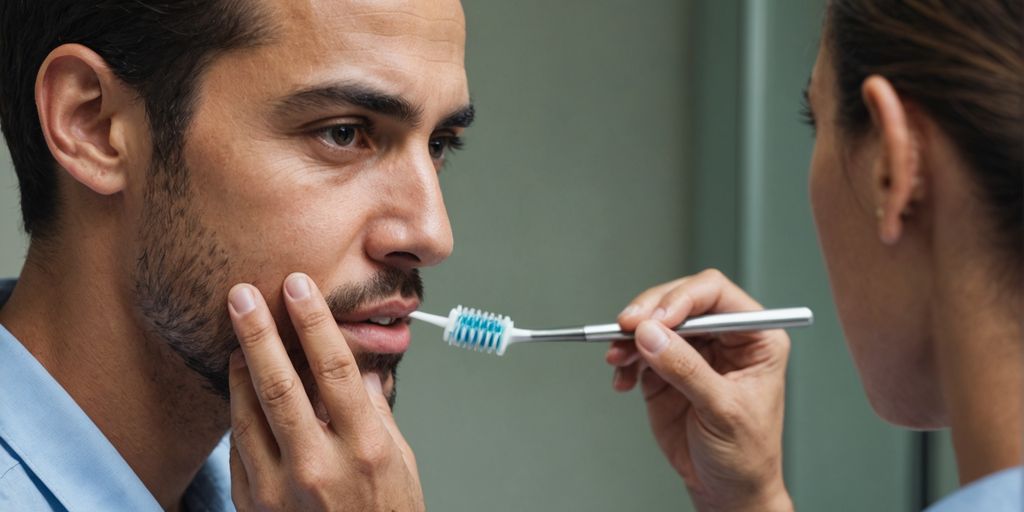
[607,269,794,512]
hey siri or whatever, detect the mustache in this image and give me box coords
[321,267,419,410]
[324,267,423,320]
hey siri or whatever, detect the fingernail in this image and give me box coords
[284,273,311,300]
[229,349,246,369]
[651,308,667,321]
[229,286,256,315]
[612,369,622,389]
[623,351,641,366]
[362,373,383,396]
[636,322,670,354]
[619,304,639,317]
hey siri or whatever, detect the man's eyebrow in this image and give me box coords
[439,104,475,130]
[274,83,423,125]
[802,77,812,104]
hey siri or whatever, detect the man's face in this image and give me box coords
[130,0,469,406]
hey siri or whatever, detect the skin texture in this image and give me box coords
[0,0,469,510]
[612,270,793,512]
[227,274,425,510]
[607,42,1022,510]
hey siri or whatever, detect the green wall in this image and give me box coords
[400,1,695,510]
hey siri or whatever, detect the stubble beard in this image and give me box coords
[131,158,419,408]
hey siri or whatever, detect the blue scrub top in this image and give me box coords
[925,465,1023,512]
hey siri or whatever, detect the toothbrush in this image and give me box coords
[409,306,813,355]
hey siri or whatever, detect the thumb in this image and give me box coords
[634,320,725,411]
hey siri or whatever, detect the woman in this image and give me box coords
[607,1,1022,510]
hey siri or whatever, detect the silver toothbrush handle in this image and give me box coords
[584,307,813,341]
[525,307,813,342]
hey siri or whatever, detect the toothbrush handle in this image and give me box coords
[578,307,814,342]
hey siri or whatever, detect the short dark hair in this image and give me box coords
[0,0,272,238]
[827,0,1023,268]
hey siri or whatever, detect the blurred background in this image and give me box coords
[0,0,960,510]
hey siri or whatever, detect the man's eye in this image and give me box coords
[319,124,360,147]
[428,135,464,160]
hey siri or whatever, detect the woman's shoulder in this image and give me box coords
[925,466,1023,512]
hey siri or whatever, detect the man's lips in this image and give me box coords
[334,298,419,354]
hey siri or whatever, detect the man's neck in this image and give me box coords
[0,242,230,510]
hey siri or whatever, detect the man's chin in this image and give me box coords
[206,344,403,414]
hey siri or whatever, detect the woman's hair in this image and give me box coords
[827,0,1022,268]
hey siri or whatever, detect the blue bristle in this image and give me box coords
[450,307,507,352]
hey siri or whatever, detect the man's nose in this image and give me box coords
[364,152,454,270]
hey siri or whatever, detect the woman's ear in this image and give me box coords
[35,43,136,196]
[861,75,925,245]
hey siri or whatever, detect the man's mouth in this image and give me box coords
[334,298,419,354]
[365,317,403,326]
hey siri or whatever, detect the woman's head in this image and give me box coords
[807,0,1022,426]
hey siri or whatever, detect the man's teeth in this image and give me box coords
[366,317,398,326]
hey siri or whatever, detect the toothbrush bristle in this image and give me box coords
[445,305,512,355]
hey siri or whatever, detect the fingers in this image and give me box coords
[229,349,278,472]
[639,368,694,435]
[645,284,696,331]
[618,269,762,328]
[611,269,771,396]
[228,276,426,510]
[658,269,761,323]
[617,278,685,331]
[362,374,407,457]
[633,320,725,411]
[608,340,641,391]
[362,373,421,484]
[618,269,769,350]
[229,439,253,509]
[606,340,640,366]
[280,273,380,437]
[228,283,321,458]
[612,361,642,392]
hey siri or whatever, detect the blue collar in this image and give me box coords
[0,278,233,511]
[0,323,161,510]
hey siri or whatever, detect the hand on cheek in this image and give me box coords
[226,274,424,512]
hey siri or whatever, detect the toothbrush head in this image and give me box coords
[443,305,514,355]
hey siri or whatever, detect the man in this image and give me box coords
[0,0,472,510]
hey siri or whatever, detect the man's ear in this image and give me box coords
[35,44,137,196]
[861,75,925,245]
